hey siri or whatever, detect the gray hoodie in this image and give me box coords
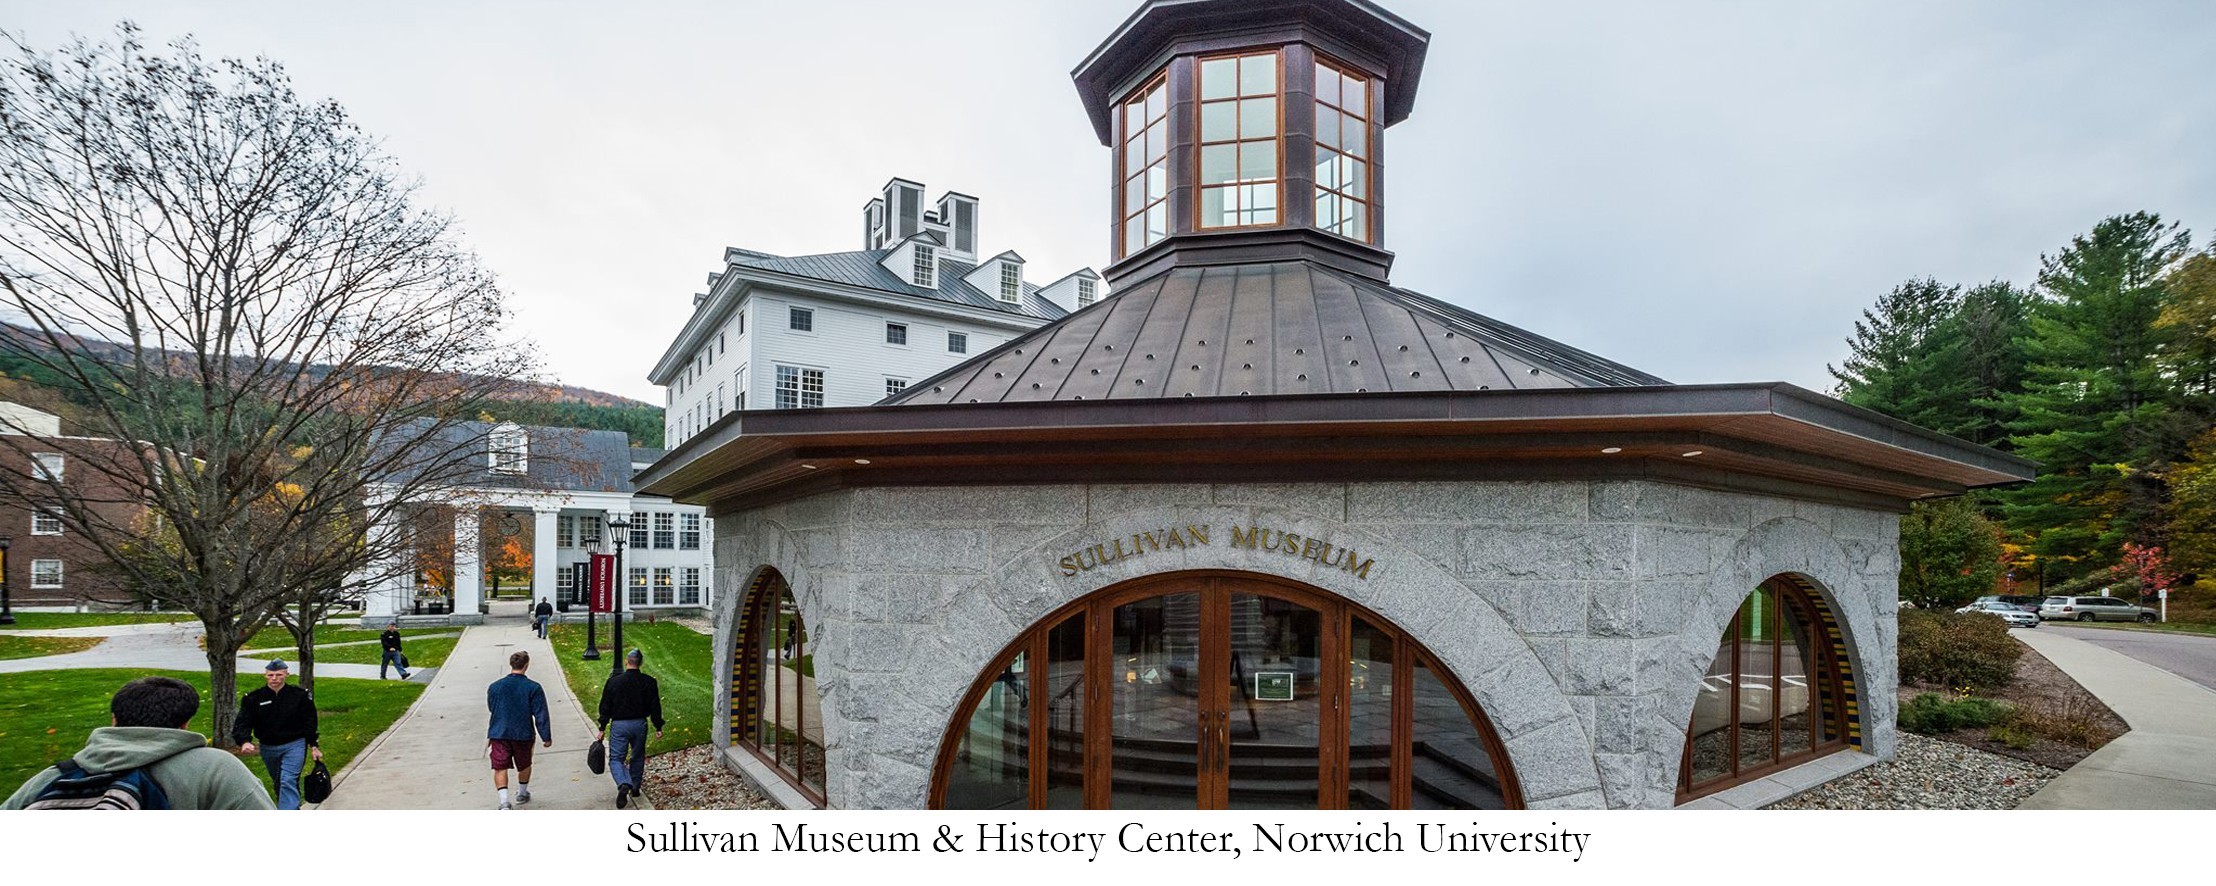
[3,727,275,810]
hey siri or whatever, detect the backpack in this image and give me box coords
[24,758,171,810]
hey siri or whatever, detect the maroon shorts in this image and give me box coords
[488,738,536,771]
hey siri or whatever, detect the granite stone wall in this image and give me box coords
[709,479,1900,810]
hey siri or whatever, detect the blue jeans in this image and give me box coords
[608,719,648,791]
[258,739,308,810]
[381,649,409,679]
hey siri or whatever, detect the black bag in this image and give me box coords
[24,758,170,810]
[398,653,410,670]
[303,760,332,804]
[587,738,606,775]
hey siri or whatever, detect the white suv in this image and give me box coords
[2038,596,2159,623]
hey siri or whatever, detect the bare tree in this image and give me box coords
[0,25,537,736]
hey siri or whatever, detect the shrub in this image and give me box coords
[1988,721,2037,750]
[1899,691,2013,734]
[1898,609,2023,692]
[2012,694,2112,749]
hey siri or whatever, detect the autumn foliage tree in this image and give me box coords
[0,27,534,736]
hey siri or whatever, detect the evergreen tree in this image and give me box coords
[2001,213,2195,576]
[1929,282,2032,448]
[1829,278,1960,425]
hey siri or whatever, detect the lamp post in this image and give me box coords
[607,517,630,676]
[0,536,14,626]
[581,529,602,661]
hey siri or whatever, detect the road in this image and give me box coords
[2042,624,2216,693]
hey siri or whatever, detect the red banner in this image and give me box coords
[589,553,615,613]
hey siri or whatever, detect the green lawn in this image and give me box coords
[242,625,450,651]
[0,635,103,660]
[0,668,423,800]
[304,635,461,668]
[546,620,715,755]
[2063,620,2216,637]
[1,612,194,629]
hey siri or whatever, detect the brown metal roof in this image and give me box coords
[636,383,2036,516]
[885,262,1667,406]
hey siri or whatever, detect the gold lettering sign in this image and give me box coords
[1056,523,1374,580]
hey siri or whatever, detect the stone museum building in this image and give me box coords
[635,0,2033,810]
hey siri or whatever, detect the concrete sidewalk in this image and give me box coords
[316,601,635,811]
[2015,628,2216,809]
[0,620,436,683]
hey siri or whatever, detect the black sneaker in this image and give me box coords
[616,785,629,809]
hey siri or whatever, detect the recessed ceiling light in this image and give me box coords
[1682,450,1703,457]
[853,459,871,465]
[800,464,819,470]
[1601,447,1622,454]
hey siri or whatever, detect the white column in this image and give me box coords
[607,510,633,612]
[361,511,405,620]
[531,505,559,608]
[453,507,482,615]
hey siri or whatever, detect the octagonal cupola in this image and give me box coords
[1074,0,1430,289]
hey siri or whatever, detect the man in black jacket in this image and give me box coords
[533,598,554,639]
[233,659,320,809]
[379,623,410,680]
[595,648,663,808]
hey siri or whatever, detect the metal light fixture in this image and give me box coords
[606,516,631,676]
[0,535,13,626]
[581,528,602,661]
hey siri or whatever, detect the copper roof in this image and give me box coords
[886,262,1666,406]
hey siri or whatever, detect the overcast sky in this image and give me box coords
[5,0,2213,405]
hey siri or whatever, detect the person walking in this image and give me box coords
[4,676,274,810]
[486,650,552,810]
[379,622,411,680]
[595,648,664,808]
[533,597,554,639]
[232,659,321,810]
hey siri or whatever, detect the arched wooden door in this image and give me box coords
[932,571,1519,810]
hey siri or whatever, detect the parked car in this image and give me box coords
[2038,595,2160,623]
[1970,594,2043,613]
[1955,601,2040,627]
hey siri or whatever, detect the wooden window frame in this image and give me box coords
[730,570,828,806]
[1676,576,1852,802]
[1193,49,1286,233]
[1115,72,1171,259]
[1311,54,1376,243]
[927,570,1521,810]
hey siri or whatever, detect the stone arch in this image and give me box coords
[1654,516,1874,799]
[901,503,1601,808]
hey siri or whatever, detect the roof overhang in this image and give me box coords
[635,383,2035,516]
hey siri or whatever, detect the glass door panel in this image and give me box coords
[942,651,1029,809]
[1109,592,1202,809]
[1409,654,1507,808]
[1736,588,1778,771]
[1777,600,1815,758]
[1223,594,1322,809]
[1044,615,1087,808]
[1346,618,1395,809]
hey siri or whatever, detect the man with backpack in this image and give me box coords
[3,675,274,809]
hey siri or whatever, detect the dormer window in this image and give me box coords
[998,263,1023,303]
[489,423,528,475]
[1117,75,1169,257]
[913,244,938,288]
[1197,50,1280,229]
[1315,58,1373,241]
[1077,278,1097,307]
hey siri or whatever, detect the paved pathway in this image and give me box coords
[317,601,637,810]
[0,620,436,683]
[2016,628,2216,809]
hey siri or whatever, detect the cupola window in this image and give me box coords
[1197,50,1281,229]
[1117,75,1170,257]
[1314,58,1372,241]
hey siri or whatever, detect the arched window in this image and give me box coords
[730,569,824,804]
[931,571,1520,810]
[1679,575,1856,801]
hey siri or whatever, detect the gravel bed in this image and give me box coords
[642,745,779,810]
[1767,732,2061,809]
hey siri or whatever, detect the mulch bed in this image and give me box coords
[1897,635,2127,769]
